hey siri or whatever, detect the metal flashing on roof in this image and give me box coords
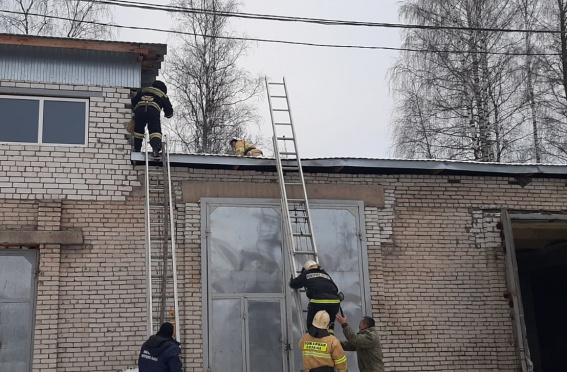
[131,152,567,179]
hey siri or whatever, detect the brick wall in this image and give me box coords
[0,81,139,201]
[2,79,566,370]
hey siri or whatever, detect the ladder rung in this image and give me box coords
[151,275,174,280]
[292,232,312,237]
[268,82,285,86]
[270,95,287,98]
[280,152,297,156]
[272,108,290,112]
[276,136,294,141]
[293,251,316,256]
[274,122,292,125]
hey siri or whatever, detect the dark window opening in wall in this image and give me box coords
[0,95,88,145]
[506,216,567,372]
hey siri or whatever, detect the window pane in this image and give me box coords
[43,100,86,144]
[209,206,283,294]
[248,301,283,372]
[211,299,243,372]
[0,98,39,143]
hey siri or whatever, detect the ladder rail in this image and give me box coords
[266,77,305,336]
[164,138,181,342]
[266,77,319,337]
[143,134,180,341]
[144,132,154,338]
[281,77,319,262]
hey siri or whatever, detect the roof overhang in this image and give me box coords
[0,33,166,86]
[131,152,567,180]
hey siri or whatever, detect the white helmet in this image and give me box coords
[312,310,330,329]
[304,260,319,271]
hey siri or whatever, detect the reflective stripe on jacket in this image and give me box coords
[132,87,174,118]
[234,139,262,156]
[289,268,340,300]
[299,333,347,372]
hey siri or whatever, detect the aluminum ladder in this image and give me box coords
[265,77,319,336]
[143,134,180,341]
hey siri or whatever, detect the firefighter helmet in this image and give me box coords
[312,310,330,329]
[229,137,239,146]
[304,260,319,271]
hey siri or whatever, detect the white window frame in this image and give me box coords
[0,94,89,146]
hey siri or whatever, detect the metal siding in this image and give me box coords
[0,45,141,88]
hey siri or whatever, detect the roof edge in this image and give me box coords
[131,152,567,178]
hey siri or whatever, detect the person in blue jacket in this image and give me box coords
[138,322,182,372]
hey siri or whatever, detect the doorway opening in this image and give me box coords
[507,215,567,372]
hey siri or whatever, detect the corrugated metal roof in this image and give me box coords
[0,45,141,87]
[0,33,167,87]
[131,152,567,179]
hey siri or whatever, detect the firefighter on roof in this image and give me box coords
[229,137,263,157]
[299,310,348,372]
[132,80,174,157]
[290,260,343,333]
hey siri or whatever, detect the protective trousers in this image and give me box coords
[133,105,162,152]
[306,302,341,333]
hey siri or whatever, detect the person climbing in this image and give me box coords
[132,80,174,157]
[290,260,343,333]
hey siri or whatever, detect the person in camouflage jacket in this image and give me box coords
[336,314,384,372]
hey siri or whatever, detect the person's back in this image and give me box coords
[229,138,263,157]
[299,310,348,372]
[138,322,182,372]
[290,260,342,332]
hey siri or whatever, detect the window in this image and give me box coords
[0,95,88,145]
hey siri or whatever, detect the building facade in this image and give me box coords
[1,34,566,372]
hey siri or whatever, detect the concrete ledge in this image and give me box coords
[0,230,83,245]
[182,181,384,207]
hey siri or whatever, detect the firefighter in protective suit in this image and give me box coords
[290,260,342,333]
[132,80,174,157]
[229,137,263,157]
[299,310,348,372]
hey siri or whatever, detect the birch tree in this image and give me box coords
[164,0,263,154]
[391,0,533,162]
[536,0,567,161]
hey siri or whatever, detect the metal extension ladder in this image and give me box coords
[143,134,180,341]
[265,77,319,336]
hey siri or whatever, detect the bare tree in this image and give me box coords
[163,0,263,154]
[534,0,567,161]
[390,0,539,162]
[0,0,113,38]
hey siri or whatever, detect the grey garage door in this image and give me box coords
[0,249,37,372]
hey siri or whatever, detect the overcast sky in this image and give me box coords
[114,1,402,158]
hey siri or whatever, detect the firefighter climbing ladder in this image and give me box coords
[143,134,180,341]
[265,77,319,336]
